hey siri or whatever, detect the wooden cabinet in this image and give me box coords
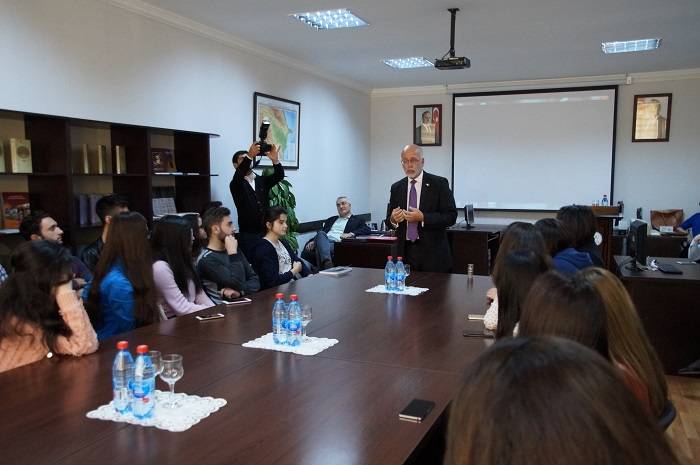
[0,109,218,248]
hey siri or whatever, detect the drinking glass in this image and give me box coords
[301,305,313,342]
[404,264,411,280]
[149,350,163,376]
[160,354,184,408]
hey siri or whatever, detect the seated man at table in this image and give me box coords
[303,196,370,270]
[196,206,260,304]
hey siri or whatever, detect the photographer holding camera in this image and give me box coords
[230,124,284,259]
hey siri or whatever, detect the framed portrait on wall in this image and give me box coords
[253,92,301,169]
[632,93,672,142]
[413,104,442,146]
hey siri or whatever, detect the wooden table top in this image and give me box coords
[0,269,493,465]
[615,255,700,282]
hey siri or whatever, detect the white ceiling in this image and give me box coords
[139,0,700,89]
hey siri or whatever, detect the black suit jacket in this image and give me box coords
[386,171,457,272]
[230,156,284,234]
[321,215,371,237]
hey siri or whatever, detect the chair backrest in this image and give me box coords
[657,399,677,431]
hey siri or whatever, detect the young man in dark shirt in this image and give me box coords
[196,207,260,304]
[229,141,284,258]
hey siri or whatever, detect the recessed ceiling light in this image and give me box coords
[382,57,434,69]
[601,38,662,54]
[291,8,368,30]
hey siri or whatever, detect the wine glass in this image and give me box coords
[301,305,313,342]
[149,350,163,376]
[160,354,184,408]
[403,264,411,285]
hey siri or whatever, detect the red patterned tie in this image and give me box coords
[407,180,418,241]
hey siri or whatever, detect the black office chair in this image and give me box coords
[657,399,677,431]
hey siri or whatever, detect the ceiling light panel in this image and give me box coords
[383,57,434,69]
[291,9,368,30]
[601,38,662,54]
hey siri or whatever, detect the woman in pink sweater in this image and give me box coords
[0,241,98,373]
[151,215,213,318]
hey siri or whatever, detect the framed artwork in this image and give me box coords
[413,104,442,146]
[253,92,301,169]
[632,94,672,142]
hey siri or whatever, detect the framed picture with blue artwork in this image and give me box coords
[253,92,301,169]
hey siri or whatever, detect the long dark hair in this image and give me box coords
[520,271,609,357]
[495,221,548,262]
[534,218,570,256]
[445,336,682,465]
[493,250,551,338]
[0,241,74,353]
[557,204,597,249]
[151,215,203,298]
[86,212,157,327]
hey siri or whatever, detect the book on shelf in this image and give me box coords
[9,138,32,173]
[76,194,89,225]
[1,192,30,228]
[0,141,5,173]
[115,145,127,174]
[151,148,177,173]
[95,144,112,174]
[152,197,177,217]
[73,144,90,174]
[88,194,102,225]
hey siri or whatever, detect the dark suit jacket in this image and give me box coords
[386,171,457,272]
[229,156,284,234]
[322,215,371,237]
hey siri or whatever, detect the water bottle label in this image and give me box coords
[287,320,300,332]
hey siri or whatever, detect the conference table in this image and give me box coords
[0,269,492,465]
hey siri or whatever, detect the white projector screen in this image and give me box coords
[452,87,616,211]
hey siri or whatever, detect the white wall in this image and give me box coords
[0,0,371,224]
[370,76,700,226]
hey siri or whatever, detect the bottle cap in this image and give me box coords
[397,256,403,261]
[136,344,149,354]
[290,294,298,301]
[275,293,284,299]
[387,255,393,260]
[116,341,129,350]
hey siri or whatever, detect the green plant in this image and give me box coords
[264,168,299,252]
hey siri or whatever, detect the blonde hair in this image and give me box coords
[579,267,668,416]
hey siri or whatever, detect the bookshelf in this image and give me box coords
[0,109,219,248]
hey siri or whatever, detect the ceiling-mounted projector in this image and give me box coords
[435,8,470,70]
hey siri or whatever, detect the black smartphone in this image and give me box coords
[463,328,495,338]
[195,313,225,321]
[399,399,436,423]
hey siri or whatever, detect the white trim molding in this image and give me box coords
[107,0,370,94]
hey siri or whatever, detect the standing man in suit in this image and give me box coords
[230,142,284,259]
[387,144,457,272]
[304,196,371,270]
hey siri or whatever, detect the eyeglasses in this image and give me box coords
[401,158,421,166]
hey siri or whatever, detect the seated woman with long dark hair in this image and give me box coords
[151,215,214,317]
[250,206,310,290]
[0,241,98,372]
[445,337,682,465]
[84,212,159,340]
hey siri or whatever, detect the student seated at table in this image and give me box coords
[0,241,98,373]
[84,212,159,340]
[196,207,260,304]
[579,267,669,417]
[519,271,651,413]
[444,336,682,465]
[251,206,310,290]
[535,218,593,274]
[557,204,604,267]
[151,215,214,318]
[493,250,551,338]
[483,222,549,332]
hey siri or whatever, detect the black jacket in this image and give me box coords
[80,236,103,273]
[229,156,284,234]
[250,238,310,290]
[322,215,371,237]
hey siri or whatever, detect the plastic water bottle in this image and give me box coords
[395,257,406,291]
[602,195,609,206]
[112,340,134,414]
[384,255,396,291]
[272,293,287,345]
[132,344,156,419]
[286,294,302,347]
